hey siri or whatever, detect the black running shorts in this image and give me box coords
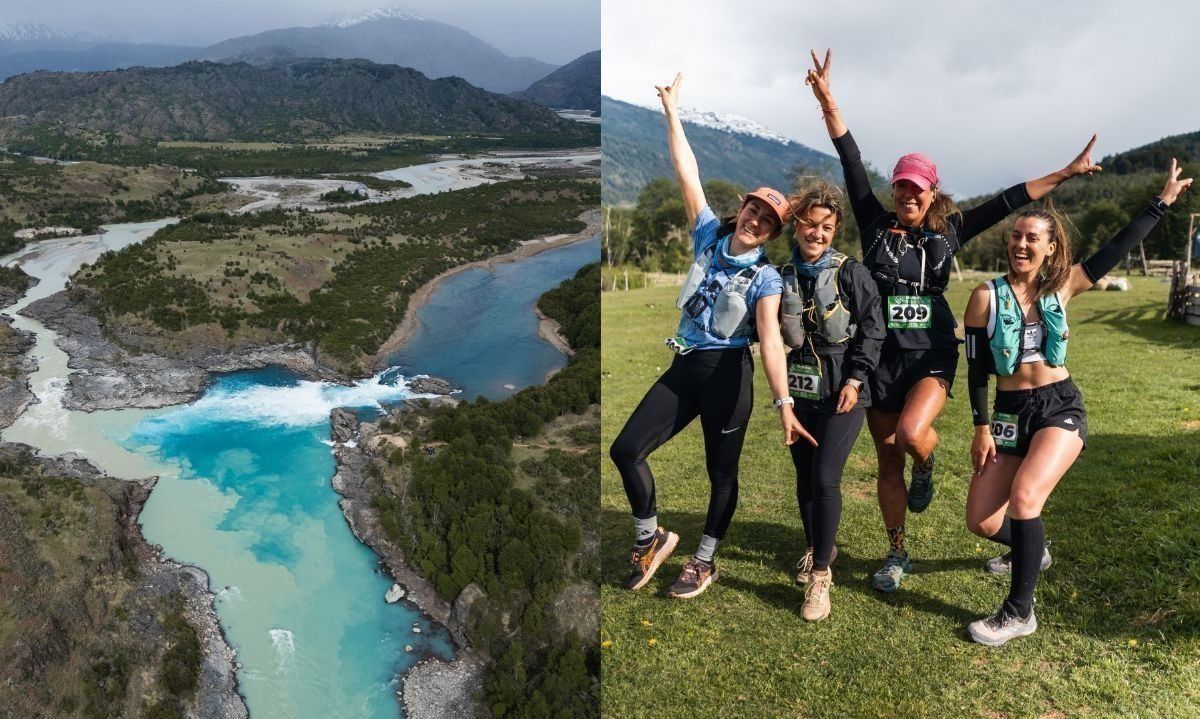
[870,347,958,414]
[991,378,1087,457]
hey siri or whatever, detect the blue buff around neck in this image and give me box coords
[792,246,834,277]
[718,236,762,269]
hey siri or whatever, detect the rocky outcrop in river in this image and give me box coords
[21,289,334,411]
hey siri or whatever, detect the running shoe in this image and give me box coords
[666,557,718,599]
[985,541,1053,576]
[794,545,838,585]
[907,451,935,513]
[802,570,833,622]
[967,605,1038,647]
[870,550,911,593]
[623,528,678,590]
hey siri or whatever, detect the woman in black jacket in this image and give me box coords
[778,181,884,621]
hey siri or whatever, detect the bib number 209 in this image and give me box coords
[991,412,1019,449]
[887,296,932,329]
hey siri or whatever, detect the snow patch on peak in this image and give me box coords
[0,22,100,42]
[321,8,427,28]
[676,107,799,146]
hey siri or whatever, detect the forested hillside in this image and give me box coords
[373,264,600,717]
[0,59,593,142]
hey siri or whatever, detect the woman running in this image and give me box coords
[780,181,885,621]
[805,49,1101,592]
[610,73,813,599]
[963,160,1192,645]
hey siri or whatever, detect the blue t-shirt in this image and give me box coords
[676,206,783,350]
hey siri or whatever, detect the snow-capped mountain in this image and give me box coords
[203,11,556,94]
[603,96,840,205]
[0,22,100,43]
[321,8,427,29]
[676,107,802,147]
[0,22,105,56]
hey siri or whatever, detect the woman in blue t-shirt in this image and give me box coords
[610,72,813,600]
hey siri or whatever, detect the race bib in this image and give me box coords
[887,295,932,329]
[991,412,1020,449]
[788,363,820,401]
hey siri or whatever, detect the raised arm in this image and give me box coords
[806,50,846,140]
[958,135,1102,242]
[805,49,886,237]
[1025,134,1102,201]
[656,72,706,228]
[963,284,995,475]
[1063,158,1193,299]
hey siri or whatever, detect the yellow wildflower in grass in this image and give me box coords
[648,638,658,647]
[601,640,613,649]
[1128,639,1138,648]
[641,619,654,628]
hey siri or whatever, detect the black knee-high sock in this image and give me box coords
[988,515,1012,547]
[1004,516,1044,619]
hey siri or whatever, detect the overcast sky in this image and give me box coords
[0,0,597,65]
[603,0,1200,197]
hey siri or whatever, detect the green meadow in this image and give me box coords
[601,275,1200,718]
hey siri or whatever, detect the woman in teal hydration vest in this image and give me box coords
[961,159,1193,646]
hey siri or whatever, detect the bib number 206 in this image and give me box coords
[887,296,932,329]
[991,412,1019,449]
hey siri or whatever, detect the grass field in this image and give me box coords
[601,275,1200,718]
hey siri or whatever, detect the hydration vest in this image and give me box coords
[986,276,1069,376]
[676,245,770,340]
[778,252,856,349]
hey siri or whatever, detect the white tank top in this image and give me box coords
[1020,322,1045,363]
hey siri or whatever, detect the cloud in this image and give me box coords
[603,0,1200,196]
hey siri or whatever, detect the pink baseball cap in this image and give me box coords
[891,153,939,191]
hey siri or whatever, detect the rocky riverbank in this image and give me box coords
[20,289,334,411]
[327,405,486,719]
[0,443,247,718]
[0,275,39,429]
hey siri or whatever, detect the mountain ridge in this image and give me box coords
[0,59,592,142]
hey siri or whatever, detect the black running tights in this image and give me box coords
[790,406,866,570]
[609,349,754,540]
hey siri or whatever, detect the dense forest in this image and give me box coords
[604,133,1200,277]
[71,179,598,369]
[374,264,600,718]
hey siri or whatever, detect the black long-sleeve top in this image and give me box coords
[834,130,1033,350]
[786,256,885,411]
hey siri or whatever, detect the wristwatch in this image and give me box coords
[773,396,795,408]
[845,379,864,392]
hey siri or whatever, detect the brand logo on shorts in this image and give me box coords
[929,370,944,375]
[1064,418,1073,425]
[721,426,742,435]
